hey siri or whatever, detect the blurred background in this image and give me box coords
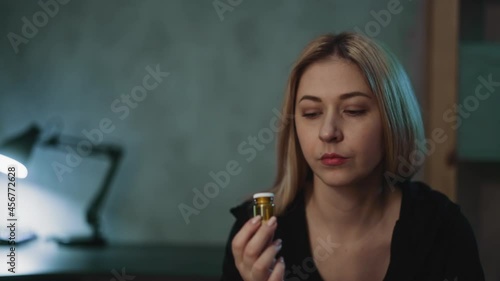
[0,0,498,280]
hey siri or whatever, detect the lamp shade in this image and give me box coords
[0,125,40,178]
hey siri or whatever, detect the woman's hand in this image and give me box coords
[231,216,285,281]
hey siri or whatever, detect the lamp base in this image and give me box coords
[0,229,37,245]
[52,235,106,247]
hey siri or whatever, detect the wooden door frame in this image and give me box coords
[424,0,460,201]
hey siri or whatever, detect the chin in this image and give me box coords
[313,170,360,188]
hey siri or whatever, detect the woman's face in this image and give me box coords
[294,58,384,188]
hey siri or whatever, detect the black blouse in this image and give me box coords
[220,181,485,281]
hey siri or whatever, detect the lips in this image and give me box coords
[320,153,347,160]
[320,153,348,166]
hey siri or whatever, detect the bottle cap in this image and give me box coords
[253,192,275,199]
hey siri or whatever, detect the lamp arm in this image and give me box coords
[86,147,122,238]
[42,136,123,241]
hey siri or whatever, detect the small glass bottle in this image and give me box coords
[253,192,275,221]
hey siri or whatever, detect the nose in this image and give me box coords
[319,112,343,143]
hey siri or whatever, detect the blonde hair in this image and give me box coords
[269,32,425,215]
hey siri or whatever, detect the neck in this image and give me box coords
[305,172,389,242]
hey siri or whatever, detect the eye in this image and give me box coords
[302,112,321,119]
[344,110,366,116]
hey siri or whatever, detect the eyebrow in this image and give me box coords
[298,91,372,103]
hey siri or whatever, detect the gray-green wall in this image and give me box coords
[0,0,425,244]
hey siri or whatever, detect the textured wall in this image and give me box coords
[0,0,425,244]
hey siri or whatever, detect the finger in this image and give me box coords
[232,216,262,263]
[243,216,278,264]
[268,256,285,281]
[252,239,282,279]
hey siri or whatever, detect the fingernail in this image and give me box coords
[280,256,285,264]
[267,216,277,226]
[274,239,282,250]
[251,216,261,224]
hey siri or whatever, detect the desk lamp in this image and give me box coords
[0,124,123,247]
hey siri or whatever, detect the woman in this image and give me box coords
[220,32,485,281]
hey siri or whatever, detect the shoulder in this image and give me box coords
[399,181,476,244]
[401,182,485,279]
[229,198,254,222]
[401,180,461,220]
[403,180,452,204]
